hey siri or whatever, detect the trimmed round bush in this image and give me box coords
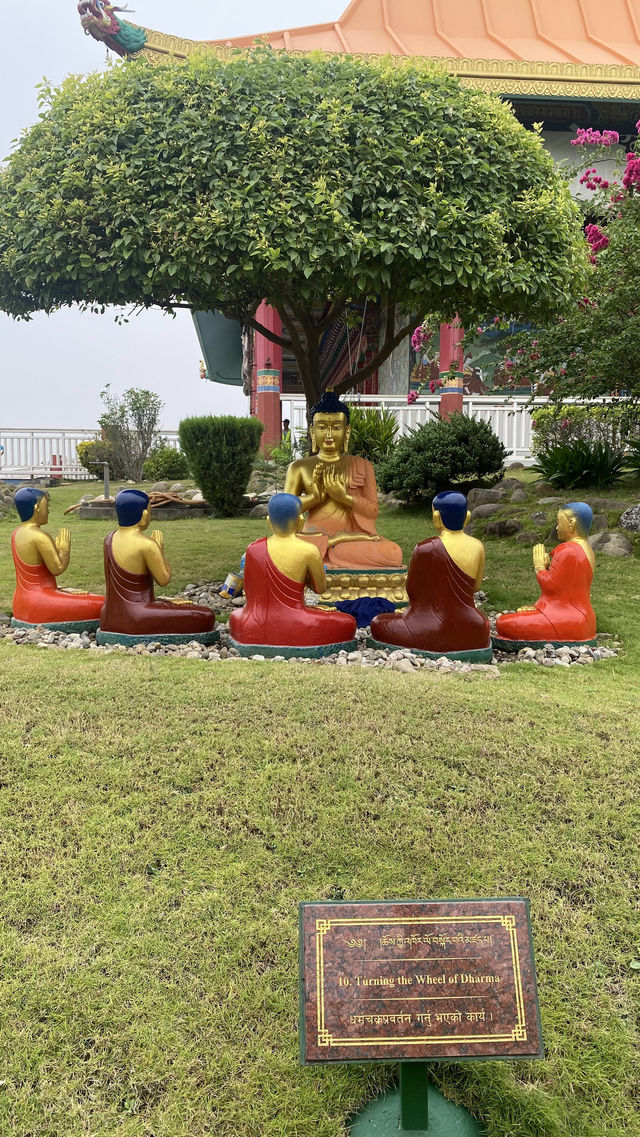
[142,444,190,482]
[378,413,508,504]
[179,416,264,516]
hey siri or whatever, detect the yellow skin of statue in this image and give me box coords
[432,506,486,592]
[283,411,380,548]
[518,508,595,611]
[14,495,90,594]
[111,506,192,603]
[266,511,328,593]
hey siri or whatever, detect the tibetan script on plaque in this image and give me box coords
[299,898,542,1063]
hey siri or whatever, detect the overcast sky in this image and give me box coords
[0,1,344,430]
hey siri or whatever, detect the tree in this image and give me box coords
[0,48,589,408]
[497,128,640,402]
[99,385,163,481]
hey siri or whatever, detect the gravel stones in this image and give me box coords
[619,504,640,533]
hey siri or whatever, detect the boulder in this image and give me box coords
[151,482,170,492]
[590,513,608,533]
[499,478,525,492]
[619,504,640,533]
[532,482,556,495]
[169,483,185,494]
[485,519,523,537]
[515,531,537,544]
[589,531,633,556]
[537,497,564,505]
[467,487,505,507]
[470,503,502,519]
[249,504,269,519]
[507,461,525,469]
[531,511,548,524]
[510,488,528,503]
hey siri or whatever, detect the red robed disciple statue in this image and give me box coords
[11,487,104,629]
[369,491,491,659]
[228,493,357,656]
[494,502,596,646]
[98,489,216,643]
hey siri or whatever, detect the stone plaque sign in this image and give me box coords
[299,899,542,1063]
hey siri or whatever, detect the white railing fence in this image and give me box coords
[0,429,181,481]
[281,395,546,464]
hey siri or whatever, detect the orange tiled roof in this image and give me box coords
[207,0,640,66]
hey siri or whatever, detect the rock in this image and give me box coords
[589,531,633,557]
[499,478,525,491]
[191,491,204,501]
[537,497,564,505]
[249,504,269,519]
[515,531,537,544]
[588,498,629,512]
[591,513,608,533]
[507,461,525,469]
[510,488,528,503]
[392,658,417,673]
[619,504,640,533]
[169,483,185,494]
[485,519,523,537]
[470,503,502,519]
[532,482,557,495]
[467,488,505,508]
[151,482,170,492]
[531,511,548,524]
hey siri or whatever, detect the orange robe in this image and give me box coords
[11,531,104,624]
[229,538,356,647]
[495,541,595,642]
[302,455,403,569]
[370,537,490,652]
[99,532,215,635]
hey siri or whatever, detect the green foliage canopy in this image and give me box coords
[179,415,263,516]
[0,48,589,405]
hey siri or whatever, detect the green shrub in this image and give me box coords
[142,444,190,482]
[378,413,508,504]
[179,416,264,516]
[347,406,398,464]
[531,403,640,455]
[533,440,627,489]
[76,439,125,479]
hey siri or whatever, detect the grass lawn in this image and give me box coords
[0,480,638,1136]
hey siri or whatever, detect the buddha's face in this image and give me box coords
[556,509,576,540]
[311,412,349,458]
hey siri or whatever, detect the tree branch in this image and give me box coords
[244,314,292,351]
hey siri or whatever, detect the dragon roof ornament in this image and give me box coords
[78,1,147,57]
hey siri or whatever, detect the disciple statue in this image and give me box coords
[494,502,596,646]
[369,491,491,659]
[98,489,216,643]
[283,391,403,570]
[228,493,358,656]
[10,487,104,629]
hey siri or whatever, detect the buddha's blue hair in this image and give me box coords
[565,501,593,537]
[309,390,350,424]
[268,493,302,530]
[115,489,149,527]
[15,487,46,522]
[432,491,468,531]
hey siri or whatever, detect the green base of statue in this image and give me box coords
[492,635,598,654]
[228,635,359,659]
[368,636,493,662]
[11,617,100,634]
[96,628,219,647]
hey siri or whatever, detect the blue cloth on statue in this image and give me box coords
[335,597,396,628]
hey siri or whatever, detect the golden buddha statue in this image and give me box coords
[228,493,358,656]
[97,489,216,644]
[283,391,404,601]
[495,502,597,648]
[11,487,104,629]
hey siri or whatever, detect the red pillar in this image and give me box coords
[438,320,464,419]
[254,302,283,452]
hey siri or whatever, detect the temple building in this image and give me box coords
[79,0,640,443]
